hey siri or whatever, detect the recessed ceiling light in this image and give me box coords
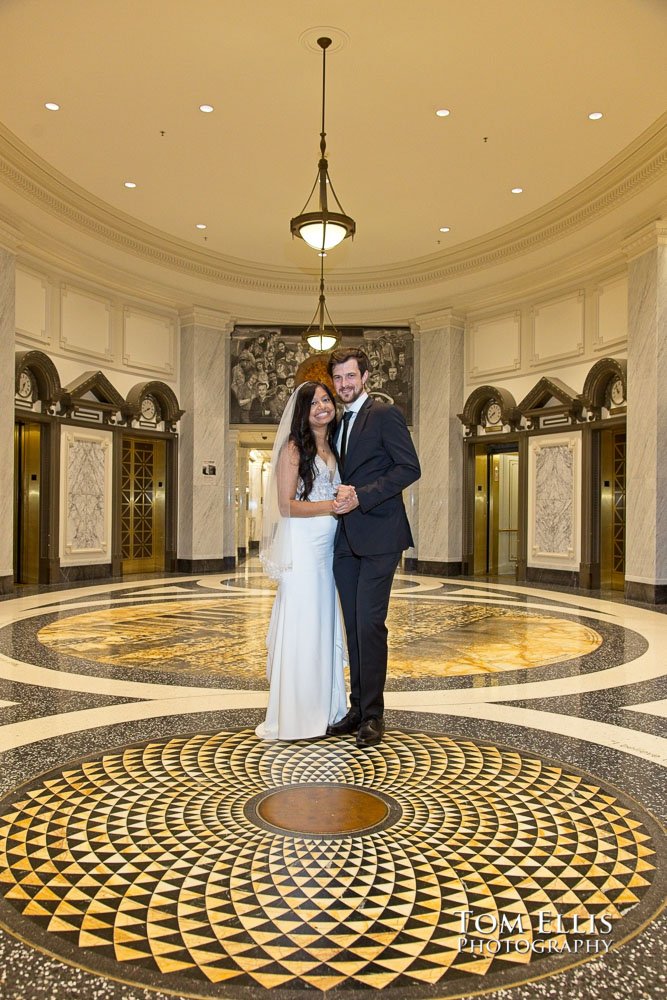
[196,223,207,230]
[124,181,137,189]
[44,102,60,111]
[439,226,451,233]
[199,104,214,113]
[435,109,450,117]
[511,187,523,194]
[588,112,603,120]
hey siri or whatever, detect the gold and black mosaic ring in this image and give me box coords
[0,729,664,1000]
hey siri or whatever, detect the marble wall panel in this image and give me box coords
[626,244,667,585]
[60,427,112,565]
[178,313,232,561]
[178,329,195,558]
[527,433,581,571]
[416,320,464,563]
[0,250,15,578]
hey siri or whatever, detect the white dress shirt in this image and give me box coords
[336,392,368,454]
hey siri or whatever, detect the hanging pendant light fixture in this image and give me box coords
[290,36,355,252]
[301,252,341,353]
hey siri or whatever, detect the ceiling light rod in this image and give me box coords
[302,253,341,352]
[291,36,356,252]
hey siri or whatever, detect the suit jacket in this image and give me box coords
[335,397,421,555]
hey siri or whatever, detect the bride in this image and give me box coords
[255,381,348,740]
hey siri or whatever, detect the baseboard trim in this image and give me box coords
[526,567,580,587]
[403,558,463,577]
[625,580,667,605]
[59,563,112,583]
[176,558,236,574]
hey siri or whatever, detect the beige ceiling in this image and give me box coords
[0,0,666,298]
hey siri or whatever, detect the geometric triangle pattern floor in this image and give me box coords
[0,729,663,999]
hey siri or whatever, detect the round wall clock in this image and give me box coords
[610,378,625,406]
[17,371,34,399]
[141,396,158,420]
[485,400,502,425]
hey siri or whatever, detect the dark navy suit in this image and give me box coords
[333,398,420,720]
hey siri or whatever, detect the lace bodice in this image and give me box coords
[296,455,341,501]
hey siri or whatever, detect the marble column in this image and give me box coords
[0,244,15,591]
[406,309,465,575]
[177,307,236,573]
[624,221,667,603]
[236,445,248,560]
[225,429,239,559]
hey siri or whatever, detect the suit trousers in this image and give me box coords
[333,526,402,720]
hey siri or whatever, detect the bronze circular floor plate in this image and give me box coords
[255,783,390,835]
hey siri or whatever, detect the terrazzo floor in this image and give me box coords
[0,565,664,1000]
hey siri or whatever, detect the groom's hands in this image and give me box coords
[333,483,359,515]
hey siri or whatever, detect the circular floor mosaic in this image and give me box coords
[0,730,663,1000]
[36,598,601,680]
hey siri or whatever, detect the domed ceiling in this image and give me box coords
[0,0,665,311]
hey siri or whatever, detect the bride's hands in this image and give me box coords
[333,484,359,515]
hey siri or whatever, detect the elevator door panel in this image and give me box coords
[600,430,625,590]
[121,438,166,574]
[14,422,41,584]
[498,454,519,575]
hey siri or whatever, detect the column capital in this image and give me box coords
[179,306,234,333]
[622,219,667,263]
[413,307,466,334]
[0,219,22,254]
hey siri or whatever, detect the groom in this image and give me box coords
[328,347,421,748]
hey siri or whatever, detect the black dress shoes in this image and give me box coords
[326,711,361,737]
[356,717,384,748]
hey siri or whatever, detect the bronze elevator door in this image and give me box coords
[600,428,625,590]
[14,422,41,584]
[120,437,166,574]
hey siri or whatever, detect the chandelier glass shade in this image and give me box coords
[301,254,341,353]
[296,216,350,252]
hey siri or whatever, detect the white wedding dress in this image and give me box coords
[255,456,348,740]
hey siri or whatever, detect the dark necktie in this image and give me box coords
[339,411,353,466]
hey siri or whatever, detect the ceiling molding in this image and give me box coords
[5,207,644,330]
[0,115,665,298]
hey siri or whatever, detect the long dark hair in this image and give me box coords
[289,381,337,500]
